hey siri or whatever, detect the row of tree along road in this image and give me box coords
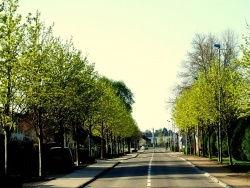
[0,0,141,184]
[171,30,250,166]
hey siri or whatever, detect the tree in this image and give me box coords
[172,30,240,163]
[177,33,218,91]
[109,79,135,113]
[0,0,25,175]
[235,23,250,118]
[219,64,243,164]
[66,54,98,165]
[88,76,139,158]
[20,10,55,180]
[158,132,164,146]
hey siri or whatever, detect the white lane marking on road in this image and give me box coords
[147,153,154,188]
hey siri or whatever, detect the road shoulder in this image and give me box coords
[169,151,250,188]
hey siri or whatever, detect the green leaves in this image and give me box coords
[0,0,139,144]
[85,76,138,140]
[0,0,25,130]
[173,58,243,131]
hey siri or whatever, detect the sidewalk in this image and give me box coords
[169,151,250,188]
[22,152,140,188]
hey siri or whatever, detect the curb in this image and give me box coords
[79,153,139,188]
[78,161,120,188]
[203,172,235,188]
[178,155,235,188]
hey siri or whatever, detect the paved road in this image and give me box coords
[84,148,225,188]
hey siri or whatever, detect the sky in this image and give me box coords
[17,0,250,132]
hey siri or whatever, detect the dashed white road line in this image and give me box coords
[147,152,154,188]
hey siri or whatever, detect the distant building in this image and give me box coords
[140,134,151,146]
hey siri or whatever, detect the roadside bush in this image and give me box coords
[242,124,250,161]
[210,132,218,157]
[231,119,248,160]
[181,147,187,154]
[222,135,228,157]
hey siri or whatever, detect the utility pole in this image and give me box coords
[214,43,223,164]
[152,128,155,148]
[167,120,170,150]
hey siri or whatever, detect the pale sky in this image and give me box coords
[18,0,249,132]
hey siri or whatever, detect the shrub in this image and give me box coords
[242,124,250,160]
[232,119,248,160]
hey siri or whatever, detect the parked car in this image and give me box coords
[48,147,74,173]
[141,145,149,150]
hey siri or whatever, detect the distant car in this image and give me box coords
[145,146,149,150]
[48,147,74,173]
[141,146,145,150]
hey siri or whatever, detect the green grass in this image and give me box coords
[210,157,250,165]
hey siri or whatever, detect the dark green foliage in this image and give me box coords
[242,124,250,160]
[210,131,218,157]
[162,127,168,136]
[231,118,248,160]
[203,134,209,156]
[222,135,228,157]
[154,129,161,137]
[110,80,134,113]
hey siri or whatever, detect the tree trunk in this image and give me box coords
[219,126,223,164]
[197,127,200,157]
[75,120,80,166]
[59,114,65,149]
[88,123,92,157]
[202,127,205,157]
[4,127,11,175]
[127,138,131,154]
[100,121,104,159]
[106,134,109,157]
[110,132,113,155]
[122,138,125,155]
[189,135,192,155]
[113,136,116,155]
[185,131,188,155]
[75,141,80,166]
[188,129,191,155]
[208,128,211,159]
[117,138,120,155]
[38,108,45,180]
[216,126,220,162]
[193,130,196,156]
[226,126,233,165]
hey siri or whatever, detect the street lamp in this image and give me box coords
[152,127,155,148]
[172,123,176,152]
[167,120,170,149]
[214,43,221,49]
[214,43,222,164]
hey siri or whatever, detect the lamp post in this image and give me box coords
[173,123,176,152]
[167,120,170,149]
[214,43,222,164]
[152,127,155,148]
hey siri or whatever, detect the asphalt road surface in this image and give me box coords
[83,148,224,188]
